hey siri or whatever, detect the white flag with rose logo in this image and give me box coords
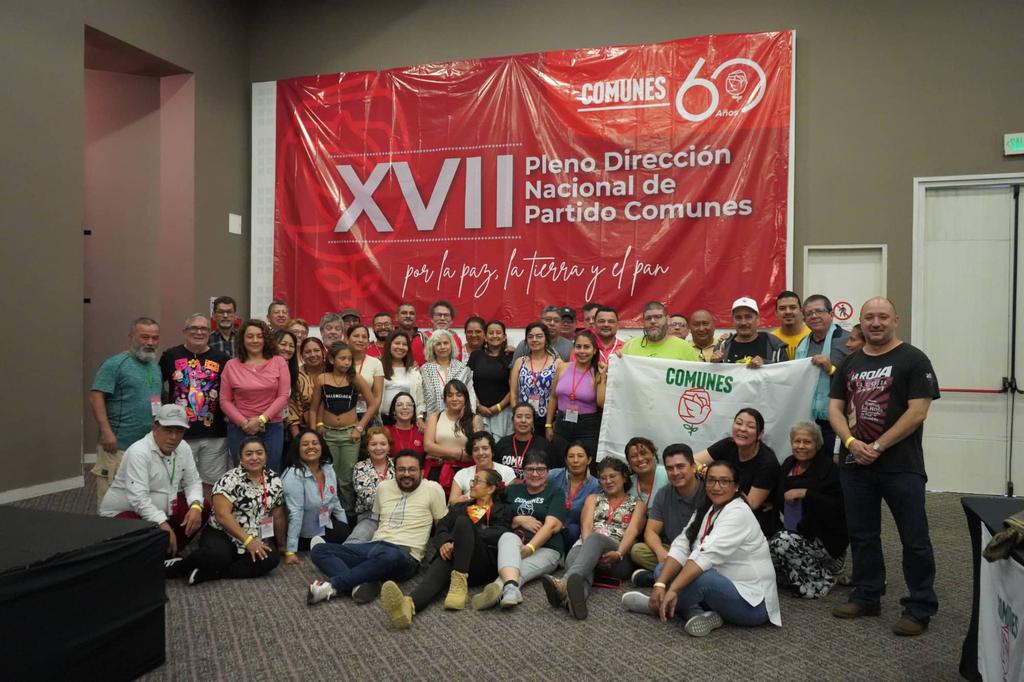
[597,355,819,462]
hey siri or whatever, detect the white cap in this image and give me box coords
[154,404,190,429]
[731,297,759,314]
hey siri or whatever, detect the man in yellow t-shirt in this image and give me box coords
[770,290,810,361]
[307,451,447,605]
[622,301,699,361]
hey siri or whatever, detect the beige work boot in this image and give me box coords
[444,570,469,610]
[380,580,415,629]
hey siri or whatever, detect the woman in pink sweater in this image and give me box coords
[221,319,291,472]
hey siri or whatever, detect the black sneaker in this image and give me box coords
[164,557,185,579]
[351,581,381,604]
[566,574,588,620]
[631,569,656,588]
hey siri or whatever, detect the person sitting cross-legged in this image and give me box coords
[379,468,513,628]
[306,450,446,605]
[621,460,781,637]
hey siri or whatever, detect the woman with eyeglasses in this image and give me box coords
[694,407,781,537]
[472,451,566,610]
[548,442,600,548]
[384,392,424,457]
[543,457,645,620]
[379,468,513,628]
[449,432,516,506]
[621,460,781,636]
[769,422,847,598]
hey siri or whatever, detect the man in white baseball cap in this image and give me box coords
[99,404,208,563]
[713,297,786,366]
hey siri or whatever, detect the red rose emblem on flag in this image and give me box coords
[678,388,712,426]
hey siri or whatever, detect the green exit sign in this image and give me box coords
[1006,133,1024,156]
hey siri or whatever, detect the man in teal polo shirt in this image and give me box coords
[89,316,162,506]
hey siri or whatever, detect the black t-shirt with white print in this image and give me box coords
[830,343,940,476]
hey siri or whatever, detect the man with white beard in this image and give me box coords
[89,317,163,506]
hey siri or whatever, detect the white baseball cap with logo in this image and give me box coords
[154,404,190,429]
[731,297,759,314]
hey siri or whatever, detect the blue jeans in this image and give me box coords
[310,540,418,593]
[677,569,769,627]
[227,422,284,473]
[840,467,938,620]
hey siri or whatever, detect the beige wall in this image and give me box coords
[248,0,1024,328]
[0,0,249,495]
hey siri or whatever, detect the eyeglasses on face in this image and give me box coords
[706,477,736,487]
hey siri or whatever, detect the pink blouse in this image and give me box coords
[220,355,291,426]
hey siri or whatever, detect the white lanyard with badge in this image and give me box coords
[160,454,177,515]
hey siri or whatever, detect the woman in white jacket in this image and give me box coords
[621,460,781,636]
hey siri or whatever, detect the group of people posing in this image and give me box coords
[91,290,940,638]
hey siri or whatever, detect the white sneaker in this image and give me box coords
[309,535,326,549]
[499,583,523,608]
[621,591,652,614]
[684,610,724,637]
[307,579,337,605]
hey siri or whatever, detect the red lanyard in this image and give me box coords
[605,495,626,523]
[567,364,589,402]
[512,436,533,470]
[527,355,547,385]
[376,464,390,481]
[436,365,448,385]
[565,477,584,510]
[699,508,719,544]
[599,338,621,364]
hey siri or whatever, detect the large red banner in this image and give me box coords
[274,31,793,327]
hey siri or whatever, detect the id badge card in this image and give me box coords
[594,527,609,536]
[150,396,161,417]
[356,397,368,414]
[259,515,274,539]
[563,409,579,424]
[527,393,541,410]
[318,507,331,527]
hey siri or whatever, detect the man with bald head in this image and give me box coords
[688,309,717,362]
[828,297,940,637]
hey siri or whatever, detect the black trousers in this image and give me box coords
[410,515,496,611]
[553,411,602,460]
[297,521,351,551]
[180,526,280,581]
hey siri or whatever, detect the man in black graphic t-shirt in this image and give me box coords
[828,297,940,637]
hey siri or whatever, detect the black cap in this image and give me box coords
[558,306,576,320]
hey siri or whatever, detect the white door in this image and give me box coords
[804,245,887,329]
[913,179,1024,494]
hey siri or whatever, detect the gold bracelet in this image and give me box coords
[828,364,836,375]
[653,581,667,589]
[525,542,536,553]
[494,404,502,413]
[282,551,295,557]
[243,534,254,547]
[844,435,856,448]
[189,503,203,512]
[316,421,325,428]
[545,423,553,428]
[258,415,269,425]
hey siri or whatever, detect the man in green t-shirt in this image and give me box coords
[89,317,162,506]
[621,301,699,361]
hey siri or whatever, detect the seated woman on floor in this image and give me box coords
[621,460,781,636]
[625,436,669,508]
[347,426,396,543]
[171,436,286,584]
[694,407,781,537]
[543,457,645,620]
[769,421,847,598]
[449,431,516,505]
[280,429,350,563]
[379,468,512,628]
[548,442,600,548]
[471,451,566,610]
